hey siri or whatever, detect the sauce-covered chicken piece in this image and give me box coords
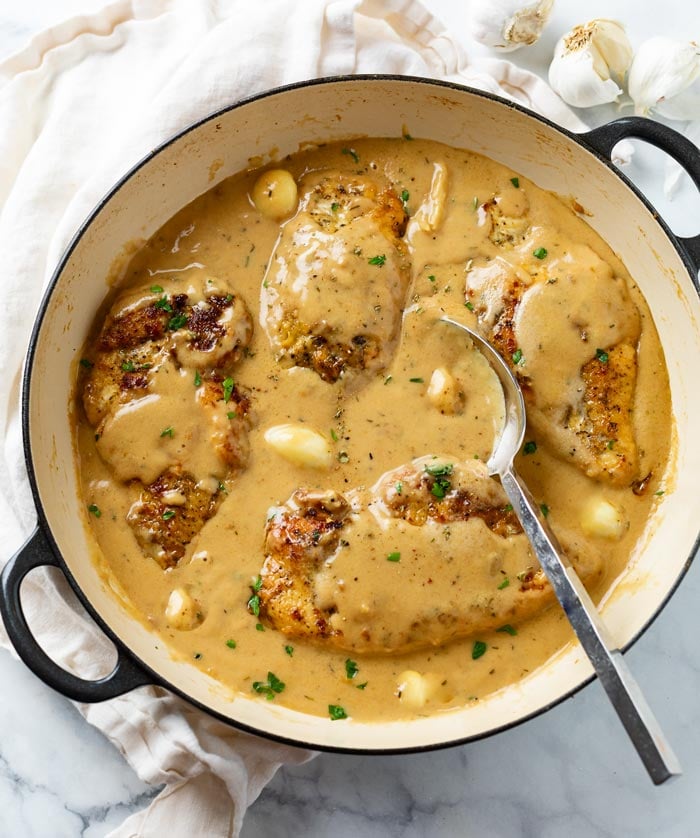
[81,272,253,568]
[258,457,601,654]
[260,170,410,384]
[466,237,641,485]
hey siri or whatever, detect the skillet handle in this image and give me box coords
[580,116,700,274]
[0,527,153,703]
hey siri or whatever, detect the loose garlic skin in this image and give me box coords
[264,423,333,469]
[629,37,700,120]
[251,169,298,219]
[580,498,627,540]
[468,0,554,52]
[165,588,203,631]
[396,670,434,710]
[548,20,633,108]
[426,367,465,415]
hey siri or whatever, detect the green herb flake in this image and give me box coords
[465,301,474,311]
[252,671,285,700]
[497,577,510,590]
[595,348,609,364]
[284,645,294,657]
[387,551,401,563]
[512,348,523,365]
[401,189,410,207]
[160,426,174,438]
[425,463,454,477]
[345,658,359,679]
[255,623,265,632]
[194,370,202,387]
[533,247,548,260]
[540,503,550,518]
[328,704,348,720]
[395,481,403,495]
[80,358,94,369]
[472,640,487,660]
[356,681,368,690]
[409,377,424,383]
[510,177,520,188]
[247,594,260,616]
[368,254,386,266]
[331,202,339,212]
[218,481,227,494]
[88,504,101,518]
[428,274,437,283]
[472,196,479,211]
[167,312,188,330]
[252,575,263,592]
[154,296,173,312]
[505,503,513,512]
[497,624,518,636]
[121,361,136,372]
[342,147,359,164]
[150,284,164,293]
[607,439,615,450]
[523,440,537,455]
[330,428,339,442]
[222,377,235,402]
[654,490,665,497]
[226,639,237,649]
[431,477,451,499]
[162,509,176,521]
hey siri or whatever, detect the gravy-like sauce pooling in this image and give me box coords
[76,138,672,721]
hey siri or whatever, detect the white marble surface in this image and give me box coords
[1,1,699,836]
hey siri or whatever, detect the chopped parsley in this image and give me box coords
[160,426,174,438]
[497,577,510,590]
[472,640,487,660]
[331,202,339,212]
[523,440,537,455]
[194,370,202,386]
[510,177,520,188]
[654,490,665,497]
[121,361,136,372]
[150,284,164,293]
[341,147,359,164]
[79,358,93,369]
[595,348,609,363]
[409,377,424,383]
[255,623,265,631]
[387,551,401,563]
[512,348,523,365]
[88,504,101,518]
[227,411,237,420]
[497,624,518,636]
[247,594,260,616]
[395,481,403,495]
[330,428,339,442]
[252,671,285,700]
[431,477,451,499]
[428,274,436,283]
[167,312,188,330]
[533,247,548,260]
[345,659,359,679]
[226,639,237,649]
[284,645,294,657]
[222,377,235,402]
[328,704,348,720]
[368,254,386,266]
[154,296,173,312]
[162,509,176,521]
[356,681,368,690]
[465,300,474,311]
[425,463,454,477]
[540,503,550,518]
[252,575,263,591]
[401,189,410,208]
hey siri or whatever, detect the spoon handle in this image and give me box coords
[500,466,681,785]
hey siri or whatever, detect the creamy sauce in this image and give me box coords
[75,138,673,721]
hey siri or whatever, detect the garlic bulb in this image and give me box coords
[468,0,554,52]
[628,37,700,120]
[548,20,633,108]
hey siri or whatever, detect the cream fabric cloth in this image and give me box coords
[0,1,586,835]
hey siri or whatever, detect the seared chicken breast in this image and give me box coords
[466,238,641,485]
[81,272,253,568]
[258,457,601,654]
[260,170,410,384]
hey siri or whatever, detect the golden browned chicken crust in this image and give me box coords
[258,459,601,654]
[260,170,411,384]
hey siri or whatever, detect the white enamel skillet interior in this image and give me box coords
[2,76,699,754]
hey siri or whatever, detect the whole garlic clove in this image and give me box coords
[548,20,633,108]
[469,0,554,52]
[264,423,333,470]
[628,37,700,120]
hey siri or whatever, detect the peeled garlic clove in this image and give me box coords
[580,497,626,540]
[469,0,554,52]
[426,367,465,415]
[396,670,433,709]
[264,423,333,469]
[549,20,633,108]
[165,588,203,631]
[251,169,298,219]
[629,37,700,120]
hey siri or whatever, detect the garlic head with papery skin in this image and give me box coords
[628,37,700,120]
[548,19,633,108]
[468,0,554,53]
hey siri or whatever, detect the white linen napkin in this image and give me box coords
[0,1,585,834]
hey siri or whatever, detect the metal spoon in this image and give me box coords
[442,315,681,785]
